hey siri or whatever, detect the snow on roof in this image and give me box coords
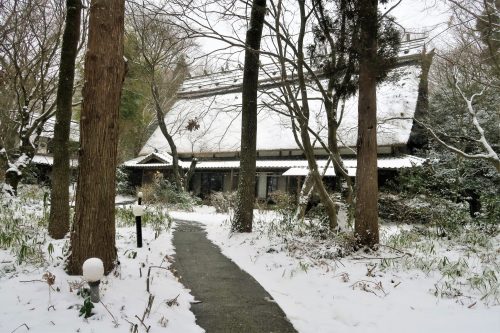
[37,118,80,142]
[283,167,342,177]
[124,154,426,171]
[137,152,173,165]
[282,155,426,176]
[32,154,78,167]
[180,35,425,99]
[140,63,421,156]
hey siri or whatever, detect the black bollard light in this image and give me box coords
[82,258,104,303]
[132,204,144,248]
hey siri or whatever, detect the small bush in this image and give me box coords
[116,166,134,195]
[137,173,200,210]
[476,194,500,230]
[116,205,172,238]
[379,192,471,237]
[0,186,49,265]
[267,190,295,211]
[209,191,236,213]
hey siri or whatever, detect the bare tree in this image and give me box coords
[126,2,197,191]
[417,0,500,173]
[262,0,399,229]
[263,0,341,229]
[0,0,65,195]
[68,0,126,275]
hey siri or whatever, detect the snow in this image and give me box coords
[124,154,426,173]
[82,258,104,282]
[32,154,79,167]
[170,206,500,333]
[132,204,145,217]
[140,65,420,156]
[283,167,338,176]
[1,187,498,333]
[31,117,80,142]
[0,192,202,333]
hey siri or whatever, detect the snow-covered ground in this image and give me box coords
[1,191,499,333]
[0,194,202,333]
[170,206,500,333]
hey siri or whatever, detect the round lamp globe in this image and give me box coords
[82,258,104,282]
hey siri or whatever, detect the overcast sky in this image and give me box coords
[192,0,452,72]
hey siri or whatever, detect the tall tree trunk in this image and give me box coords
[299,123,338,230]
[294,173,314,222]
[67,0,125,275]
[297,0,338,229]
[232,0,266,233]
[49,0,82,239]
[408,48,435,152]
[183,158,197,190]
[153,90,183,190]
[150,63,188,192]
[355,0,379,248]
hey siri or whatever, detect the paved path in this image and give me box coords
[172,220,297,333]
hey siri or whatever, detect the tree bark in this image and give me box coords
[408,48,435,152]
[49,0,82,239]
[300,124,338,229]
[153,88,183,190]
[355,0,379,248]
[232,0,267,233]
[67,0,125,275]
[150,62,189,192]
[294,173,314,222]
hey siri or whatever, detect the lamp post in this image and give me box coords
[133,204,144,248]
[82,258,104,303]
[138,191,143,205]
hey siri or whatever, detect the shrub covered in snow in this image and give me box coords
[385,155,500,226]
[116,205,172,238]
[378,193,472,232]
[208,191,236,213]
[137,172,200,210]
[116,166,134,195]
[267,190,295,211]
[0,185,50,266]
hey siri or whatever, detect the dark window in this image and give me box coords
[200,172,223,197]
[286,176,298,195]
[266,176,279,196]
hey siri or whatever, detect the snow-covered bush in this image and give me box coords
[383,157,499,229]
[267,190,295,211]
[208,191,236,213]
[0,186,49,265]
[116,166,134,195]
[115,205,172,238]
[379,193,472,235]
[381,224,500,305]
[137,173,200,210]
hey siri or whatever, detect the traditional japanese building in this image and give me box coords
[124,33,429,199]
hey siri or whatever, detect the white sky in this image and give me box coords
[193,0,452,70]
